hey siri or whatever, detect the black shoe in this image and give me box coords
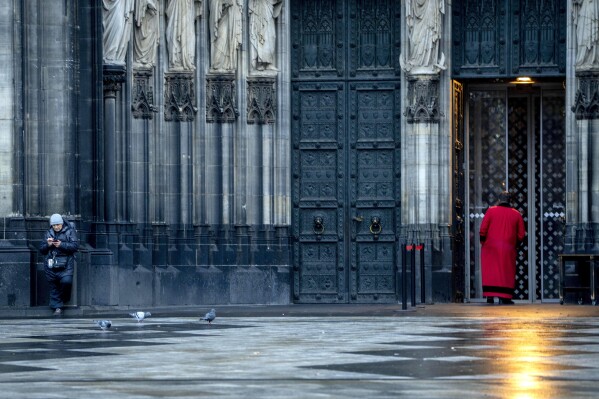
[499,298,514,305]
[486,297,494,304]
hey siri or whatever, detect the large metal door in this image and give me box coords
[290,0,402,303]
[465,84,566,302]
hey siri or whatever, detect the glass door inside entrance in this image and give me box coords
[465,84,565,302]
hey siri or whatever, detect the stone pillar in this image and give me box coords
[0,0,16,217]
[402,74,446,303]
[102,64,126,223]
[567,0,599,253]
[0,1,29,308]
[88,64,127,308]
[570,71,599,252]
[246,76,277,226]
[130,67,157,231]
[400,0,452,302]
[403,75,441,229]
[205,73,238,227]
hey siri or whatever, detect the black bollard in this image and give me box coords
[418,243,425,304]
[401,243,407,310]
[410,243,416,307]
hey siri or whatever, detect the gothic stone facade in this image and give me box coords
[0,0,595,308]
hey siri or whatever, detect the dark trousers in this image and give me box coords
[44,267,73,310]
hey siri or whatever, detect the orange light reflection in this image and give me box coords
[486,322,558,399]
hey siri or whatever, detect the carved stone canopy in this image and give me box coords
[404,75,440,124]
[132,68,158,120]
[164,72,198,122]
[206,73,239,124]
[103,64,127,94]
[247,77,277,125]
[572,71,599,120]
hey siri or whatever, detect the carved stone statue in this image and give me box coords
[133,0,159,68]
[166,0,203,71]
[249,0,283,72]
[103,0,135,64]
[209,0,243,71]
[573,0,599,70]
[401,0,446,74]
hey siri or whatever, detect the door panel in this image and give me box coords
[350,84,400,302]
[292,83,401,303]
[291,0,401,303]
[293,84,346,303]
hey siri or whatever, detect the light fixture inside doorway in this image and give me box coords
[510,76,535,84]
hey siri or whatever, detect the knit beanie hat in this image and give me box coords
[49,214,64,225]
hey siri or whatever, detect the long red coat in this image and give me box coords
[480,204,526,299]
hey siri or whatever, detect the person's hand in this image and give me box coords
[47,238,54,247]
[53,240,61,247]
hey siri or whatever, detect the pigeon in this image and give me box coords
[94,320,112,330]
[200,308,216,324]
[129,311,151,322]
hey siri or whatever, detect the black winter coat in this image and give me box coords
[39,221,79,270]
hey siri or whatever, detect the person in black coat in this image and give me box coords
[39,214,79,316]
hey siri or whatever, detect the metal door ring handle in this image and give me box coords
[370,217,382,235]
[313,216,325,235]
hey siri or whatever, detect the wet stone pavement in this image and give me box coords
[1,304,599,398]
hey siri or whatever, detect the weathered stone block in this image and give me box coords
[0,244,33,307]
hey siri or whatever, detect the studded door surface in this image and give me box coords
[349,84,401,302]
[291,0,402,303]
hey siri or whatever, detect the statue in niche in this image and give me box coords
[209,0,243,72]
[401,0,446,74]
[573,0,599,70]
[102,0,135,64]
[166,0,203,71]
[133,0,159,68]
[249,0,283,72]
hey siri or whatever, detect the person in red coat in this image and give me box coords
[480,191,526,305]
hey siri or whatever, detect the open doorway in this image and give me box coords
[463,83,566,303]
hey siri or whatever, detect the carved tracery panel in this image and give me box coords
[453,0,565,77]
[349,0,401,77]
[291,0,342,79]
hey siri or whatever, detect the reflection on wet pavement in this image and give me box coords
[1,309,599,398]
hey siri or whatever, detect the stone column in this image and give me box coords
[570,72,599,251]
[94,64,126,308]
[400,0,451,302]
[567,0,599,252]
[0,1,31,307]
[102,64,126,223]
[402,74,448,302]
[205,72,238,227]
[0,0,16,217]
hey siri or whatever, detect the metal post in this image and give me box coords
[419,243,425,304]
[410,243,416,307]
[401,243,407,310]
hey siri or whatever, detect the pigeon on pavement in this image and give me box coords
[129,311,151,322]
[200,308,216,324]
[94,320,112,330]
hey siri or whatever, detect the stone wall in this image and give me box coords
[0,0,292,308]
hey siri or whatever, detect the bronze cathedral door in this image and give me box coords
[290,0,402,303]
